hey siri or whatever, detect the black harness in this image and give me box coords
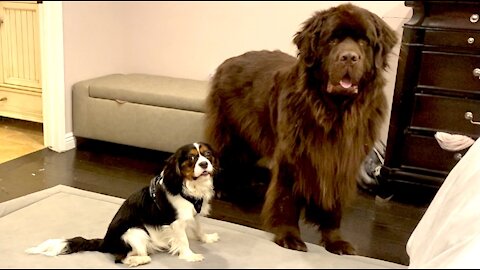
[149,173,203,214]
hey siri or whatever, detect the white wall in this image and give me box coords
[62,1,412,144]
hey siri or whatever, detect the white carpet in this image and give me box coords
[0,185,405,269]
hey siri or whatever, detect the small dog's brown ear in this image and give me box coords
[175,160,181,176]
[162,152,184,195]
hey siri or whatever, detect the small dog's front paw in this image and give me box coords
[122,255,152,267]
[201,232,219,243]
[179,252,204,262]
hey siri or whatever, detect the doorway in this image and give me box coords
[0,1,45,163]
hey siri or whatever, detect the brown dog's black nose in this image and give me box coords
[340,51,360,64]
[199,161,208,169]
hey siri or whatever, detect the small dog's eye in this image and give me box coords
[203,151,212,157]
[189,155,196,161]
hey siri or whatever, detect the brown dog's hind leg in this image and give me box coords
[261,162,307,252]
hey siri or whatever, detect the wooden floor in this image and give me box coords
[0,117,45,164]
[0,119,438,266]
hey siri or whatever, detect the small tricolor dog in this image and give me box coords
[26,142,220,267]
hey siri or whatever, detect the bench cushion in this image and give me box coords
[87,73,209,112]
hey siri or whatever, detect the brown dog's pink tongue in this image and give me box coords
[340,78,352,89]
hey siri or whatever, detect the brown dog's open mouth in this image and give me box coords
[327,75,359,95]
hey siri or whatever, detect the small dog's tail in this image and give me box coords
[25,237,104,256]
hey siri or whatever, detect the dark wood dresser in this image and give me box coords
[382,1,480,190]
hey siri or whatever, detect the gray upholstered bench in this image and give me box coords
[72,73,210,153]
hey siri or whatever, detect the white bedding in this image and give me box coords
[0,185,404,269]
[407,137,480,268]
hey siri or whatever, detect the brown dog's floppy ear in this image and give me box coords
[369,13,398,70]
[293,11,326,67]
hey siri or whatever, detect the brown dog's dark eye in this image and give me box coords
[358,39,369,47]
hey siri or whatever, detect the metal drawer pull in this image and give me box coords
[453,153,463,161]
[468,37,475,44]
[465,112,480,125]
[474,68,480,78]
[0,97,7,101]
[471,14,479,23]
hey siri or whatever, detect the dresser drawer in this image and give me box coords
[418,51,480,93]
[424,30,480,49]
[411,93,480,136]
[401,133,469,173]
[423,5,480,31]
[0,88,43,123]
[384,1,480,189]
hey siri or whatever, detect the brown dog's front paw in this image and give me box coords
[274,234,308,252]
[324,240,356,255]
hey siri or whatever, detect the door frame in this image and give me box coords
[39,1,74,153]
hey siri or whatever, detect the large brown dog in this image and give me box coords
[205,3,398,255]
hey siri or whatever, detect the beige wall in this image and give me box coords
[62,1,412,143]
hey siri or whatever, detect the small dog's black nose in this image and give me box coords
[199,161,208,169]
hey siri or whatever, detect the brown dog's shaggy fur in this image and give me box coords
[205,3,398,255]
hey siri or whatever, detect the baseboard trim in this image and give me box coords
[47,132,76,153]
[65,132,76,151]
